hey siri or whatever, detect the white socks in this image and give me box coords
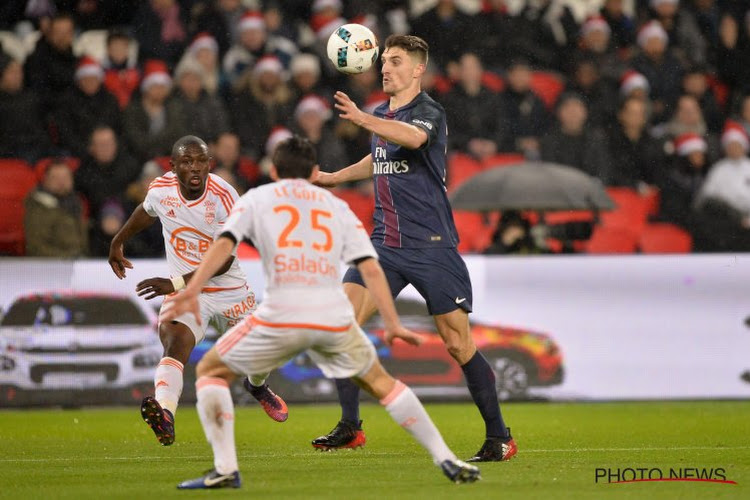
[380,380,456,465]
[154,357,183,415]
[196,376,238,475]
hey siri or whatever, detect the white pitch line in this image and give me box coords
[1,446,748,463]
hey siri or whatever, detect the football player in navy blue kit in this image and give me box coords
[313,35,517,462]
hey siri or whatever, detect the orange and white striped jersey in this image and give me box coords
[223,178,377,328]
[143,172,246,291]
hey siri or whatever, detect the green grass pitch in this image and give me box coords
[1,401,748,499]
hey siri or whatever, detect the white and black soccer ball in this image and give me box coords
[326,23,379,74]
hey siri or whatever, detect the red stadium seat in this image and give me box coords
[530,71,565,111]
[481,71,505,92]
[453,210,493,253]
[600,187,651,234]
[0,159,37,255]
[153,156,172,173]
[638,223,692,253]
[447,153,482,192]
[585,225,638,254]
[333,188,375,235]
[480,153,525,170]
[34,157,80,181]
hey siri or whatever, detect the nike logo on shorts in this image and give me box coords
[455,297,467,304]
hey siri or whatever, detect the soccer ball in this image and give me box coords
[326,23,379,74]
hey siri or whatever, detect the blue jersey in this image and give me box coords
[370,91,459,248]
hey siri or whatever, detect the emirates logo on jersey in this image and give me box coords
[204,199,216,225]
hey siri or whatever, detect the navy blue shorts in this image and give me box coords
[343,245,473,315]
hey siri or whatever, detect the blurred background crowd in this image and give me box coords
[1,0,750,258]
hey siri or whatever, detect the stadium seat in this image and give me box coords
[447,153,482,192]
[453,210,493,253]
[530,71,565,111]
[480,153,524,170]
[706,74,729,109]
[333,188,375,235]
[585,225,638,254]
[600,187,651,234]
[153,156,172,173]
[481,71,504,92]
[236,242,260,259]
[638,223,692,253]
[73,29,107,61]
[0,159,37,255]
[235,157,261,186]
[0,31,28,61]
[34,157,81,181]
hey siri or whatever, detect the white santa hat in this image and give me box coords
[637,20,668,48]
[238,11,265,32]
[294,94,332,121]
[253,55,284,77]
[290,53,321,77]
[189,32,218,54]
[265,126,293,155]
[140,60,172,92]
[722,121,750,152]
[580,15,611,38]
[312,0,342,13]
[620,70,650,96]
[674,133,707,156]
[75,56,104,81]
[650,0,679,8]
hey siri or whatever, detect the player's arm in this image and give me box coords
[356,257,423,346]
[159,233,237,324]
[314,154,373,187]
[108,204,156,279]
[135,255,236,300]
[334,91,427,149]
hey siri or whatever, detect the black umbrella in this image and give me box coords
[449,162,615,211]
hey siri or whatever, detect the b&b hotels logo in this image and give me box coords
[595,467,736,485]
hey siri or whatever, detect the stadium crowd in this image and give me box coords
[1,0,750,257]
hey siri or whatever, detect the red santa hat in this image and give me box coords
[722,120,750,152]
[650,0,679,8]
[253,55,284,77]
[637,20,668,48]
[238,11,265,32]
[363,91,388,114]
[311,14,346,40]
[265,126,293,154]
[140,60,172,91]
[75,56,104,81]
[674,133,707,156]
[294,94,332,121]
[580,15,611,38]
[620,70,650,96]
[189,32,218,54]
[312,0,342,13]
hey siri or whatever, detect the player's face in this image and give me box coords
[172,143,210,199]
[381,47,423,96]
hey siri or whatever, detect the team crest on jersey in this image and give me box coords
[204,199,216,224]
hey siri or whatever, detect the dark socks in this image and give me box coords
[335,378,361,424]
[461,351,509,439]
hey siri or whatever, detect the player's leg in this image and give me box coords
[177,347,241,490]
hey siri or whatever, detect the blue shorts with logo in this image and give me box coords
[343,245,473,315]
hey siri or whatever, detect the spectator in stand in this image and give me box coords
[74,125,140,221]
[603,95,664,190]
[53,56,121,157]
[171,57,230,143]
[132,0,189,67]
[289,53,330,103]
[189,0,244,56]
[601,0,636,52]
[292,94,348,173]
[90,199,127,257]
[653,94,720,161]
[0,54,53,163]
[540,92,610,178]
[484,211,546,255]
[410,0,473,70]
[23,12,76,112]
[688,0,721,66]
[496,58,550,158]
[656,132,708,230]
[24,160,87,257]
[631,20,685,123]
[182,32,223,95]
[692,121,750,251]
[681,64,723,133]
[229,55,294,160]
[258,125,292,178]
[102,29,140,109]
[472,0,511,71]
[120,160,165,257]
[123,60,188,162]
[573,15,627,84]
[619,69,651,101]
[737,93,750,138]
[647,0,707,66]
[211,132,264,191]
[440,52,501,161]
[564,55,618,128]
[223,10,297,87]
[717,5,750,100]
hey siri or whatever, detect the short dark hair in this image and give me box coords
[172,135,208,158]
[107,28,131,45]
[272,136,316,179]
[384,35,429,64]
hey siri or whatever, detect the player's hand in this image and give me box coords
[136,277,175,300]
[334,91,366,126]
[312,170,338,187]
[108,243,133,279]
[383,325,424,347]
[159,288,201,325]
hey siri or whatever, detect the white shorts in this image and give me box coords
[215,316,377,379]
[160,286,256,343]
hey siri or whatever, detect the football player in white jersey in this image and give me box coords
[109,136,287,447]
[161,136,480,489]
